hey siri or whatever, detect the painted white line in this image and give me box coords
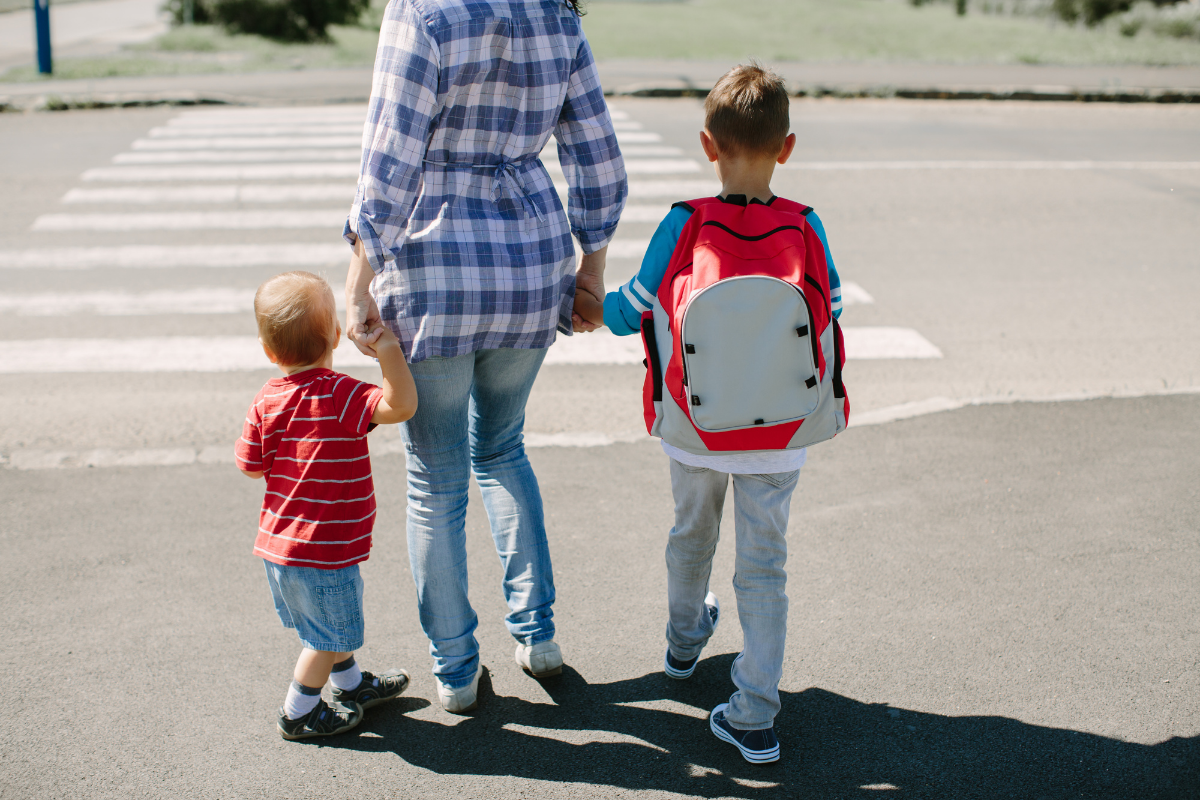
[113,149,361,164]
[82,164,360,182]
[608,109,629,121]
[10,387,1197,470]
[131,136,362,150]
[32,209,347,232]
[780,160,1200,171]
[548,159,701,176]
[843,327,941,359]
[840,282,874,305]
[611,120,642,131]
[616,131,662,144]
[592,239,650,260]
[618,205,674,223]
[545,329,646,365]
[618,145,684,157]
[849,386,1200,428]
[0,287,348,316]
[148,124,365,138]
[0,336,377,373]
[61,184,356,205]
[0,244,347,270]
[171,107,368,124]
[626,180,720,198]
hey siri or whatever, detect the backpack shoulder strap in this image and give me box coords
[766,196,813,218]
[671,196,722,214]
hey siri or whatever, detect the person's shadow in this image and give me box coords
[321,654,1197,799]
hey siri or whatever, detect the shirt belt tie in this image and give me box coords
[423,154,543,217]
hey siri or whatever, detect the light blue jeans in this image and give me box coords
[666,458,799,730]
[399,347,555,688]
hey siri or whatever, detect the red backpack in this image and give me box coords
[639,196,849,455]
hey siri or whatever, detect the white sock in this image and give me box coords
[329,657,363,691]
[283,680,321,720]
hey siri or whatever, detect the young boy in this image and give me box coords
[235,271,419,740]
[574,64,843,764]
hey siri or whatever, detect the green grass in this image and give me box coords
[3,0,1198,83]
[580,0,1200,65]
[0,23,383,82]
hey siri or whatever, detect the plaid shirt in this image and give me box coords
[345,0,628,363]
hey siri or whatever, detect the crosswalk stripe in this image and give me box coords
[551,159,701,175]
[32,210,348,232]
[170,108,368,124]
[0,327,939,373]
[131,136,362,150]
[61,184,357,205]
[0,244,348,270]
[113,149,361,164]
[82,164,360,181]
[148,124,365,138]
[624,180,720,198]
[0,287,347,316]
[780,160,1200,171]
[841,282,874,305]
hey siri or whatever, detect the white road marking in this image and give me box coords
[113,149,361,164]
[0,327,935,373]
[616,145,684,157]
[595,240,650,259]
[0,244,347,270]
[840,282,874,305]
[617,205,676,223]
[171,107,368,124]
[549,159,701,176]
[33,209,347,232]
[148,124,365,138]
[131,136,362,150]
[10,386,1198,470]
[842,327,942,359]
[612,120,642,131]
[61,184,357,205]
[82,164,360,181]
[615,132,662,143]
[0,287,348,316]
[780,160,1200,171]
[625,180,720,198]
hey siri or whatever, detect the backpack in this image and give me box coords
[638,196,849,456]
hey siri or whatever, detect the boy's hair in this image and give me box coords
[704,62,790,157]
[254,271,337,367]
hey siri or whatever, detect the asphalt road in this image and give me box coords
[0,99,1197,798]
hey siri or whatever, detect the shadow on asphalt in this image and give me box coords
[310,656,1198,799]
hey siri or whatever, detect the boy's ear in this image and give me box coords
[777,133,797,165]
[259,339,279,364]
[700,129,720,163]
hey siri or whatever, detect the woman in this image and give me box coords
[343,0,626,713]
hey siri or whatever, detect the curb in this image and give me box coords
[3,84,1199,112]
[610,84,1200,103]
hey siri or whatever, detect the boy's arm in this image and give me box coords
[806,211,842,319]
[599,205,692,335]
[370,327,418,425]
[235,406,265,479]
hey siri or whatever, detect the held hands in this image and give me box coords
[346,289,385,357]
[572,247,608,333]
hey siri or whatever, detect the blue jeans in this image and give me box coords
[263,561,364,653]
[666,458,799,730]
[399,347,555,688]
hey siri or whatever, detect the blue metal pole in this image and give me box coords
[34,0,52,75]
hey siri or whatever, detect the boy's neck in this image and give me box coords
[278,353,333,377]
[717,159,777,205]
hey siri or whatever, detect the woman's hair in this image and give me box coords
[254,271,338,367]
[565,0,584,15]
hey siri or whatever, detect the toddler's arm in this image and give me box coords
[370,326,419,424]
[240,469,264,479]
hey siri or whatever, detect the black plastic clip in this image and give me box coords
[691,395,701,406]
[685,344,696,354]
[796,325,809,338]
[754,418,764,425]
[805,376,817,389]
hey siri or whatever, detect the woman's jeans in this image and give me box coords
[666,458,799,730]
[399,347,554,688]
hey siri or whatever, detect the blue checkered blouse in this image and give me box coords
[344,0,628,363]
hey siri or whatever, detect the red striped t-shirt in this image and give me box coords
[235,369,383,569]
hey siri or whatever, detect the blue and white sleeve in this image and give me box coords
[807,211,842,320]
[602,205,692,336]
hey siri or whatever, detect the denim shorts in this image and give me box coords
[263,560,365,652]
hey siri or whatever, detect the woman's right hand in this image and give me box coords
[345,237,386,357]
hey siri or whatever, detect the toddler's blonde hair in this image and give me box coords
[254,271,337,367]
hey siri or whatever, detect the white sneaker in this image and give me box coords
[514,640,563,678]
[436,665,482,714]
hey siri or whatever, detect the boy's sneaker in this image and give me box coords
[514,640,563,678]
[664,592,720,679]
[330,668,410,710]
[277,699,363,741]
[436,664,482,714]
[709,703,780,764]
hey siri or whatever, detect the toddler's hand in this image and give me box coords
[573,287,604,332]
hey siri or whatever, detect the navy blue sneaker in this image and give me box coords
[710,703,780,763]
[664,592,720,679]
[277,699,362,741]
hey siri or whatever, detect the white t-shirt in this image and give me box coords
[662,441,806,475]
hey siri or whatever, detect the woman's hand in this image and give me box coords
[345,238,386,357]
[573,245,607,333]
